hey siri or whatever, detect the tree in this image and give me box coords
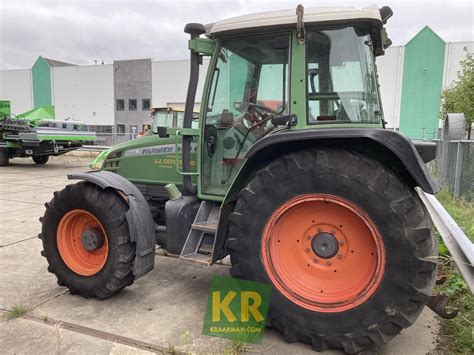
[440,48,474,138]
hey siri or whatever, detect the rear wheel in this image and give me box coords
[39,181,136,298]
[226,148,437,353]
[0,148,9,166]
[33,155,49,164]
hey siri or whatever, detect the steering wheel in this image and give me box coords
[249,102,279,116]
[241,102,279,129]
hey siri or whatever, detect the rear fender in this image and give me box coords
[68,170,155,278]
[238,128,439,197]
[212,128,440,263]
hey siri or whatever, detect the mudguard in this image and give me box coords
[68,170,155,278]
[245,128,440,194]
[212,128,440,263]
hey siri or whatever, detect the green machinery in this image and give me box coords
[0,101,95,166]
[40,6,442,352]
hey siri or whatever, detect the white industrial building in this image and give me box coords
[0,28,472,141]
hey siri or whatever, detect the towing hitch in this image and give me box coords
[427,294,459,319]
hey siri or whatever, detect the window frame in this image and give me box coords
[203,31,292,122]
[116,99,125,111]
[116,124,126,134]
[129,99,137,111]
[304,25,383,126]
[142,99,151,111]
[199,31,292,198]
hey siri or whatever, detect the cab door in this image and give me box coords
[199,34,290,198]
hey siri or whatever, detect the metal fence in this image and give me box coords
[429,139,474,201]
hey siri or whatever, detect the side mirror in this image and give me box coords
[157,126,169,138]
[379,6,393,24]
[271,114,298,127]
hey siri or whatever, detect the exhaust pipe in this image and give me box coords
[182,23,206,195]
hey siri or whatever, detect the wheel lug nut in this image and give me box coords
[306,235,311,240]
[313,258,319,263]
[305,248,310,253]
[326,261,332,266]
[338,240,344,246]
[337,254,343,259]
[317,228,322,232]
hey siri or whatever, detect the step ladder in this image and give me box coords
[180,201,220,265]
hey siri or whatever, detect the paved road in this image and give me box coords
[0,156,441,354]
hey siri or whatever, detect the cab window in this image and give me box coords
[306,27,382,124]
[202,34,290,196]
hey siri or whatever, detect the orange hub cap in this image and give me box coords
[57,209,109,276]
[261,194,385,312]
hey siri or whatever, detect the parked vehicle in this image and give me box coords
[0,103,95,166]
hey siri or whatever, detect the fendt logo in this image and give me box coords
[202,276,271,344]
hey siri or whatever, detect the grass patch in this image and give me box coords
[436,189,474,241]
[223,340,248,354]
[6,305,29,319]
[434,189,473,353]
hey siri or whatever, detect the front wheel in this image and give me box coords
[39,181,136,298]
[33,155,49,164]
[226,148,437,353]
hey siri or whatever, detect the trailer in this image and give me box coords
[0,102,95,166]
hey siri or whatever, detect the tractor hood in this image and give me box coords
[90,134,178,170]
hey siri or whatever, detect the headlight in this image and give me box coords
[89,149,110,170]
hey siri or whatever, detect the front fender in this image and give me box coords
[68,170,155,278]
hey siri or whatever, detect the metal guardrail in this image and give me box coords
[417,188,474,293]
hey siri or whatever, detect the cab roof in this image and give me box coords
[208,5,383,35]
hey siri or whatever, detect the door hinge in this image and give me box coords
[296,4,305,45]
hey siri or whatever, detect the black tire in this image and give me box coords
[33,155,49,164]
[226,148,437,353]
[39,181,136,299]
[0,148,9,166]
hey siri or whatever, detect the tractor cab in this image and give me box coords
[183,5,392,198]
[150,106,199,136]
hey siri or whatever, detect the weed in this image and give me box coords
[164,344,180,355]
[434,189,474,353]
[53,322,63,355]
[6,305,29,319]
[223,340,248,354]
[436,189,474,241]
[181,330,192,354]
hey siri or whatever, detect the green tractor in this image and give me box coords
[40,5,440,352]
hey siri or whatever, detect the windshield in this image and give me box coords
[152,110,198,132]
[202,33,290,196]
[306,27,383,124]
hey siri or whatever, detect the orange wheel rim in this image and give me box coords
[261,194,385,312]
[57,209,109,276]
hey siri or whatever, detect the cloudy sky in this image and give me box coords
[0,0,472,70]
